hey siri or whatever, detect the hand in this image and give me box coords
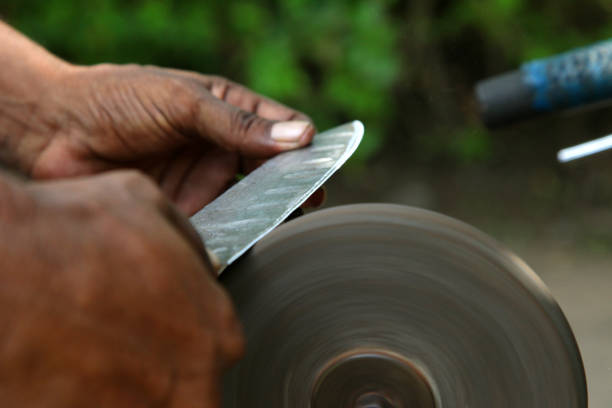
[0,170,244,407]
[4,63,318,215]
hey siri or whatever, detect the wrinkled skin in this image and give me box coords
[0,171,244,408]
[0,21,326,407]
[7,64,318,215]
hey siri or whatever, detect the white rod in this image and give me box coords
[557,134,612,163]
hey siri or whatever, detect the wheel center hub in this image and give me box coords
[311,349,436,408]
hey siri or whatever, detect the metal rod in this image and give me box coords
[557,134,612,163]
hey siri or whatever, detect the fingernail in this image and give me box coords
[270,121,311,143]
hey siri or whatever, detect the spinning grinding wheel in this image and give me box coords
[220,204,587,407]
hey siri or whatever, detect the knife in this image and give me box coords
[190,120,364,273]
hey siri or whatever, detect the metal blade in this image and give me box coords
[190,121,363,272]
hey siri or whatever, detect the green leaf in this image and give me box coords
[247,38,307,100]
[230,2,269,36]
[448,127,493,163]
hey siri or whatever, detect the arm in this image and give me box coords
[0,22,69,97]
[0,24,249,404]
[0,22,71,170]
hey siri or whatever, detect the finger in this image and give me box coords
[151,192,217,275]
[148,147,238,216]
[139,151,236,216]
[207,76,311,122]
[195,95,315,158]
[158,69,311,122]
[175,152,238,216]
[301,187,327,209]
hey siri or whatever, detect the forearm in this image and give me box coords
[0,22,73,171]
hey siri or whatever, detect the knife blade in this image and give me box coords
[190,120,364,273]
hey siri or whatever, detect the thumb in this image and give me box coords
[195,96,315,158]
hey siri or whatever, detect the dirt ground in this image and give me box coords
[517,239,612,406]
[325,162,612,406]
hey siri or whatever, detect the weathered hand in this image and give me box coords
[7,63,317,214]
[0,171,244,407]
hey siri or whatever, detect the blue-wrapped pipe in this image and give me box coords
[476,39,612,126]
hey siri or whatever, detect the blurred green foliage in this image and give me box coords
[2,0,611,164]
[1,0,399,160]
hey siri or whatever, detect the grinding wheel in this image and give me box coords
[220,204,587,407]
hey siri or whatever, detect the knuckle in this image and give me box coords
[209,76,230,99]
[229,109,258,141]
[158,81,202,129]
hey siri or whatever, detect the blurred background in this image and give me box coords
[2,0,612,404]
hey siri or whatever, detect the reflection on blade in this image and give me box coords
[190,121,363,273]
